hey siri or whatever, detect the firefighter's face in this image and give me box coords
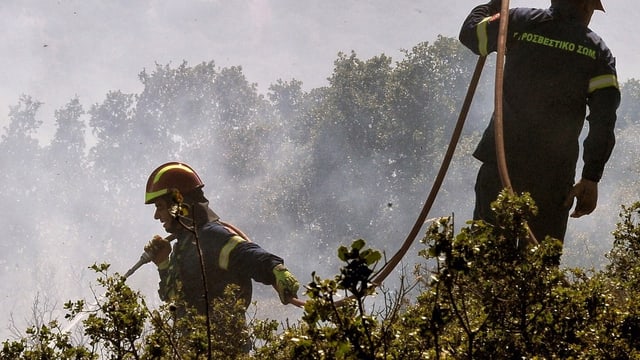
[153,196,179,233]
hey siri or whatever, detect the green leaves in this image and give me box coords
[3,32,640,358]
[8,196,640,359]
[336,239,381,299]
[337,239,381,265]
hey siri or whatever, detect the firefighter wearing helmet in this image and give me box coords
[142,162,300,320]
[459,0,619,246]
[144,162,205,205]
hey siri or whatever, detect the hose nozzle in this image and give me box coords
[123,252,153,279]
[124,234,176,279]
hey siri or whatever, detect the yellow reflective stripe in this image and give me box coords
[219,235,247,270]
[145,188,168,203]
[589,74,619,93]
[477,16,492,56]
[146,163,197,203]
[153,164,196,184]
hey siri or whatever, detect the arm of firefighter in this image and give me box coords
[144,235,176,302]
[459,2,502,56]
[569,87,619,219]
[582,86,620,183]
[157,267,171,301]
[220,236,300,303]
[218,236,281,278]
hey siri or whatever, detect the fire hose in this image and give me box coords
[348,0,537,300]
[124,0,534,308]
[493,0,538,245]
[337,0,520,299]
[369,55,488,289]
[122,51,483,305]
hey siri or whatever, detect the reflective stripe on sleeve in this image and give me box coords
[477,16,492,56]
[589,74,619,93]
[219,235,247,270]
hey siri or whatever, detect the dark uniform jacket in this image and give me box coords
[157,203,283,314]
[459,3,620,183]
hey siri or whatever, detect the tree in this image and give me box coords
[48,98,86,167]
[45,97,87,207]
[0,95,44,196]
[0,95,44,270]
[4,168,640,358]
[88,90,139,195]
[210,66,273,179]
[3,34,640,358]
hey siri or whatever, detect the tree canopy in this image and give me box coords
[1,35,639,357]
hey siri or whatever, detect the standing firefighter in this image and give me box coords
[142,161,300,317]
[459,0,620,242]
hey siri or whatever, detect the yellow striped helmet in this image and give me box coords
[145,162,204,204]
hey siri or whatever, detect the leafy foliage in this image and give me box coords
[6,195,640,358]
[1,34,640,358]
[68,263,148,359]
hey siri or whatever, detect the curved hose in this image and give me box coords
[268,55,489,308]
[494,0,512,192]
[370,56,488,287]
[366,0,539,297]
[129,2,532,307]
[493,0,539,245]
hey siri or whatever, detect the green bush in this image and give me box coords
[5,193,640,359]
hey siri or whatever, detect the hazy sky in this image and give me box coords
[1,0,637,142]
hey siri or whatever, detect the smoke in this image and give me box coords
[1,0,639,343]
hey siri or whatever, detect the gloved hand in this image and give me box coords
[272,264,299,305]
[144,235,172,266]
[564,178,598,218]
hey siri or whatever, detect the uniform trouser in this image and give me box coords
[473,161,573,242]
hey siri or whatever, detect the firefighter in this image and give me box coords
[459,0,620,242]
[142,162,300,316]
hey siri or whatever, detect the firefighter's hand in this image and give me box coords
[273,264,299,305]
[565,179,598,218]
[144,235,172,266]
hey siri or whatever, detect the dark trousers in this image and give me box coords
[473,162,573,242]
